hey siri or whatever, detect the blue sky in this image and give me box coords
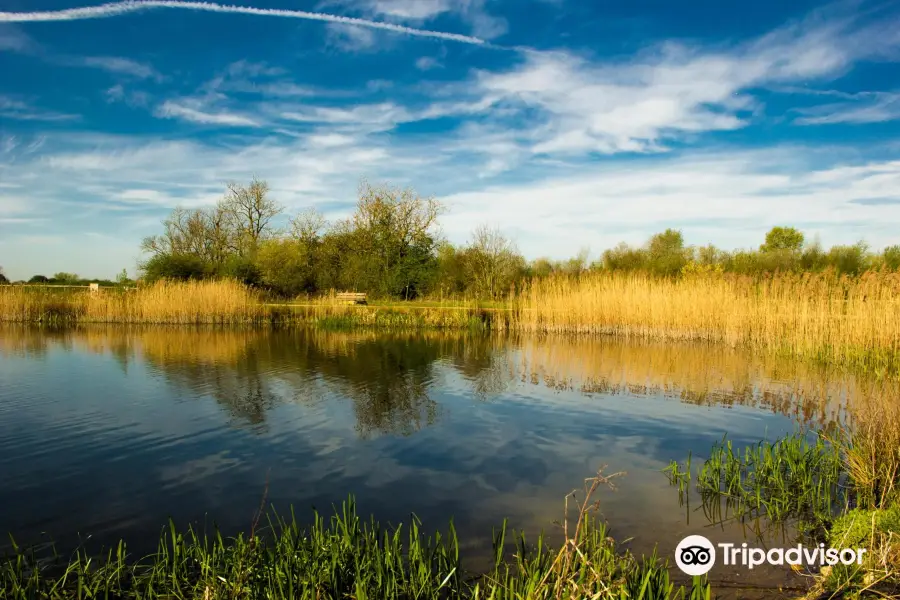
[1,0,900,280]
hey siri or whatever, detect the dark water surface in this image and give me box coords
[0,326,865,596]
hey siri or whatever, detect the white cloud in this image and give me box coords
[0,95,78,121]
[0,0,489,45]
[342,0,507,39]
[415,56,442,70]
[105,84,151,107]
[78,56,165,80]
[325,22,380,51]
[0,24,34,52]
[437,151,900,257]
[155,100,259,127]
[795,91,900,124]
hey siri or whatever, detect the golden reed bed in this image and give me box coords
[512,271,900,375]
[2,270,900,373]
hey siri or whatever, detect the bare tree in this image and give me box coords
[140,202,235,269]
[289,207,327,245]
[467,225,522,299]
[222,177,284,256]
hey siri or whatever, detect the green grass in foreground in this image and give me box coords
[665,432,900,599]
[2,474,711,600]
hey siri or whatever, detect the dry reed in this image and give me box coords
[0,280,266,324]
[512,271,900,375]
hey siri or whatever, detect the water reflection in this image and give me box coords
[0,326,876,433]
[0,325,893,598]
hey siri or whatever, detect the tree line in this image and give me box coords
[3,179,898,298]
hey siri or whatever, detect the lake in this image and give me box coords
[0,326,864,597]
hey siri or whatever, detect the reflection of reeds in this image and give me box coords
[512,271,900,375]
[5,325,894,426]
[507,335,866,425]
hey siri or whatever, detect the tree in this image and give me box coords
[256,239,315,296]
[826,242,871,276]
[647,229,688,276]
[466,225,523,299]
[761,227,804,253]
[141,253,210,282]
[603,242,648,271]
[141,202,234,271]
[28,275,49,284]
[348,181,444,298]
[883,245,900,271]
[52,272,80,284]
[0,266,7,285]
[222,177,284,257]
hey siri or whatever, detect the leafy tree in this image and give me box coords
[28,275,49,284]
[433,242,469,297]
[761,227,804,253]
[348,181,444,298]
[883,245,900,271]
[826,242,871,276]
[0,266,7,285]
[647,229,688,276]
[52,272,80,284]
[801,238,828,272]
[140,253,210,282]
[222,256,262,287]
[529,257,554,279]
[115,269,132,285]
[602,242,648,271]
[256,239,314,297]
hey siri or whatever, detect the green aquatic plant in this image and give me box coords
[1,471,711,600]
[666,432,846,537]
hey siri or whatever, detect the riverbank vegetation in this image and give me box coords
[4,269,900,375]
[1,470,711,600]
[5,179,898,299]
[665,397,900,598]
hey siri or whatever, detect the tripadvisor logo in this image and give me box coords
[674,535,867,576]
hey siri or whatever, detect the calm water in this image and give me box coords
[0,326,864,596]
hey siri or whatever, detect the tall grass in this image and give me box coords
[1,473,711,600]
[0,280,267,325]
[512,271,900,375]
[5,270,900,373]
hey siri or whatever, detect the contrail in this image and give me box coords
[0,0,489,46]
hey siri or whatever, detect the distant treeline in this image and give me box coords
[0,270,133,287]
[3,179,898,299]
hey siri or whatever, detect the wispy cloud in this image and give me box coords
[0,96,79,122]
[325,22,380,51]
[154,99,259,126]
[415,56,442,70]
[333,0,507,39]
[0,1,490,45]
[77,55,165,80]
[0,24,35,52]
[794,91,900,124]
[105,84,151,107]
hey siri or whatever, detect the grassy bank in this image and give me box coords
[2,473,710,600]
[4,270,900,374]
[664,397,900,598]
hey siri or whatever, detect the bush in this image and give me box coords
[222,256,262,287]
[141,253,211,282]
